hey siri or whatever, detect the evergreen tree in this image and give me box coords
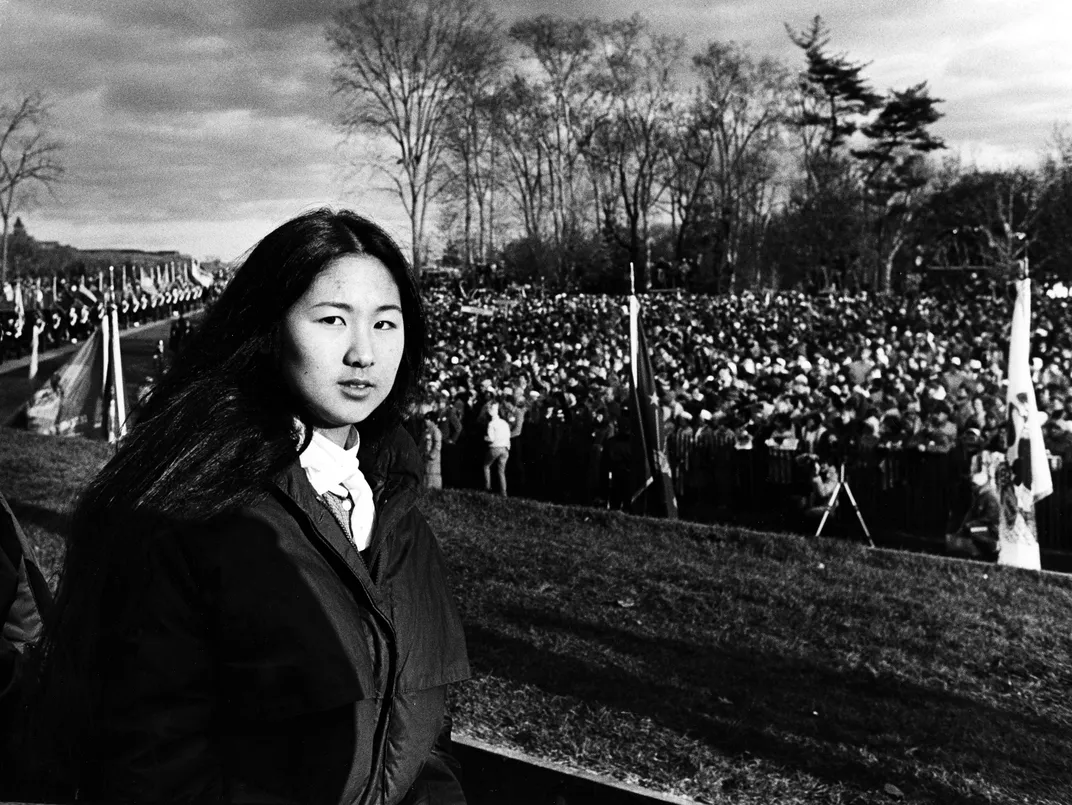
[787,15,883,165]
[855,82,946,289]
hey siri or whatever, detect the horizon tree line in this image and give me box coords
[6,6,1071,294]
[327,2,1072,293]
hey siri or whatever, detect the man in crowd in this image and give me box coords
[483,399,512,497]
[946,470,1001,561]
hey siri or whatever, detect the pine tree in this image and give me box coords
[787,16,883,162]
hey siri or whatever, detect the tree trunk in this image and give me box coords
[410,182,422,274]
[0,213,9,289]
[464,160,473,270]
[487,134,496,262]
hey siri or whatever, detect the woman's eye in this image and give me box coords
[319,315,344,325]
[374,319,400,330]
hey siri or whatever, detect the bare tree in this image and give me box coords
[586,15,684,292]
[328,0,500,271]
[0,92,63,286]
[441,37,507,269]
[495,76,553,245]
[510,16,601,277]
[684,42,792,289]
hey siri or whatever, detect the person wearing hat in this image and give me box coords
[926,401,958,452]
[945,470,1000,561]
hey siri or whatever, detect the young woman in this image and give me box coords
[25,209,470,804]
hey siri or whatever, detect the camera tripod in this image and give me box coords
[815,462,875,547]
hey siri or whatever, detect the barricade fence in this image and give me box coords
[435,427,1071,554]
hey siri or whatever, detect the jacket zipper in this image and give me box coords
[286,480,418,805]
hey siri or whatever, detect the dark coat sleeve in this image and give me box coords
[399,711,467,805]
[83,531,221,803]
[1,491,52,771]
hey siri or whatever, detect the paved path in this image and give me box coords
[0,312,203,424]
[0,317,175,377]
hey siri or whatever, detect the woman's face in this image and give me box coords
[280,253,405,447]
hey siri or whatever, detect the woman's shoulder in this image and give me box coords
[361,424,422,477]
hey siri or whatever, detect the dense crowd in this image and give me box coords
[406,274,1072,532]
[0,284,208,363]
[6,269,1069,535]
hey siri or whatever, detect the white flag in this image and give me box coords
[998,277,1051,570]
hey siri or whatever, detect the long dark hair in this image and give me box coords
[22,208,426,793]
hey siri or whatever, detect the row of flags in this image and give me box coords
[3,262,215,317]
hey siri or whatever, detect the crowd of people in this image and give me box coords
[4,267,1069,544]
[403,273,1072,546]
[0,283,208,364]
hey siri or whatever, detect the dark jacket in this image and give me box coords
[1,491,51,781]
[83,427,471,804]
[956,482,1001,558]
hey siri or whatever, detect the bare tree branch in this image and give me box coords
[328,0,500,270]
[0,91,64,285]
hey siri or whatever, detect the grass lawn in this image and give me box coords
[2,427,1071,805]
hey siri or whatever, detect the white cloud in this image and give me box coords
[6,0,1071,259]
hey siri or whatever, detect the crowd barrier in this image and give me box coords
[435,427,1071,554]
[752,445,1070,551]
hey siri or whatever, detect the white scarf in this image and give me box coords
[298,428,375,550]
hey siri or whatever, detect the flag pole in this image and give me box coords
[109,297,127,445]
[628,265,638,387]
[28,318,40,383]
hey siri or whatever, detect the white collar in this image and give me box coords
[299,428,363,498]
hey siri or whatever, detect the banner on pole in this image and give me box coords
[628,294,677,519]
[190,260,215,288]
[26,326,107,438]
[105,303,128,442]
[998,277,1051,570]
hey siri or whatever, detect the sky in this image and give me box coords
[3,0,1070,262]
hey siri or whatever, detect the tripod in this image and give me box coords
[815,462,874,547]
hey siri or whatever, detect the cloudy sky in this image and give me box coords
[4,0,1070,262]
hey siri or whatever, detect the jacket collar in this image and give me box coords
[357,425,421,495]
[272,424,422,534]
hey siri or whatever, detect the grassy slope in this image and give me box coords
[3,428,1070,805]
